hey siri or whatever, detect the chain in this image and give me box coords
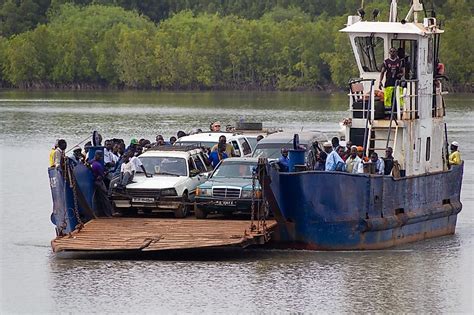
[250,167,257,232]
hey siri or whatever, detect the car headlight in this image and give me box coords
[241,190,262,199]
[196,187,212,196]
[160,188,177,196]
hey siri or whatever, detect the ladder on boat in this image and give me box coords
[364,84,400,157]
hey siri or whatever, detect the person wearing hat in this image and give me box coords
[126,138,138,154]
[68,146,84,166]
[345,145,361,174]
[324,141,344,171]
[449,141,462,166]
[278,148,290,172]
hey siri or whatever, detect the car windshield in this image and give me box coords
[212,161,255,178]
[252,143,308,159]
[139,156,187,176]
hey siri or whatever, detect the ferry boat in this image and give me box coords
[259,0,464,250]
[47,0,463,253]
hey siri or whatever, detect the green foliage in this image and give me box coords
[0,0,50,37]
[0,1,472,90]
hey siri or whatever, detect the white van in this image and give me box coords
[174,132,253,157]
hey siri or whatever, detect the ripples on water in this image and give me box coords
[0,91,472,313]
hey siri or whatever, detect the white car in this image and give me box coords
[110,146,211,218]
[174,132,253,157]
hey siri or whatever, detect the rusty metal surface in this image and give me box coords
[263,162,463,250]
[51,218,277,253]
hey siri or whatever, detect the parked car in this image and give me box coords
[174,132,253,157]
[251,131,328,160]
[110,146,211,218]
[194,157,262,219]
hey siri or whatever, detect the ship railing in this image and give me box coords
[348,78,376,121]
[396,79,419,120]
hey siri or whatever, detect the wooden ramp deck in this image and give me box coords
[51,218,277,252]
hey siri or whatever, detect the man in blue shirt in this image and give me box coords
[208,143,228,168]
[324,142,344,171]
[278,148,289,172]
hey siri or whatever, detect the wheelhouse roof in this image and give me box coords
[340,21,443,35]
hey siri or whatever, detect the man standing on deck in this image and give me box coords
[449,141,462,166]
[324,142,344,172]
[345,146,361,174]
[278,148,290,172]
[53,139,67,169]
[211,135,236,157]
[91,151,113,217]
[383,147,395,175]
[379,47,405,109]
[49,139,59,167]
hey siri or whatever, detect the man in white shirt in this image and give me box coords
[345,145,362,174]
[130,152,151,177]
[120,154,136,187]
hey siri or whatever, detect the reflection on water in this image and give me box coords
[0,91,473,313]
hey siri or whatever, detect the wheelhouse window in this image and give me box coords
[426,137,431,161]
[354,36,385,72]
[391,39,418,79]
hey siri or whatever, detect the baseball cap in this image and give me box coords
[323,142,332,148]
[451,141,459,147]
[130,138,138,145]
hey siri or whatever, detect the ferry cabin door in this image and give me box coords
[391,39,419,119]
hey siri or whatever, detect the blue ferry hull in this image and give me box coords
[263,164,463,250]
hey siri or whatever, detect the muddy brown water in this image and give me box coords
[0,90,473,313]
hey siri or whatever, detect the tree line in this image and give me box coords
[0,1,472,90]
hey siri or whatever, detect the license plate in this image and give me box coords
[132,197,155,203]
[213,200,236,206]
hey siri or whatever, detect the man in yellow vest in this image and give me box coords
[49,139,59,167]
[449,141,462,166]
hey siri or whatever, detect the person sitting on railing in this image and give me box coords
[449,141,462,166]
[379,47,405,111]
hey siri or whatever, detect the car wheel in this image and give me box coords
[194,204,208,219]
[174,192,190,218]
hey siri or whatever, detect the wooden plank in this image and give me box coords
[51,218,276,252]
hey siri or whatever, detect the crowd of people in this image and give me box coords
[278,136,462,176]
[49,122,463,216]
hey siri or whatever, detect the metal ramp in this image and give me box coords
[51,218,277,252]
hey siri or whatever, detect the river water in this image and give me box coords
[0,90,472,313]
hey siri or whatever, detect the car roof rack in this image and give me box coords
[148,144,201,152]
